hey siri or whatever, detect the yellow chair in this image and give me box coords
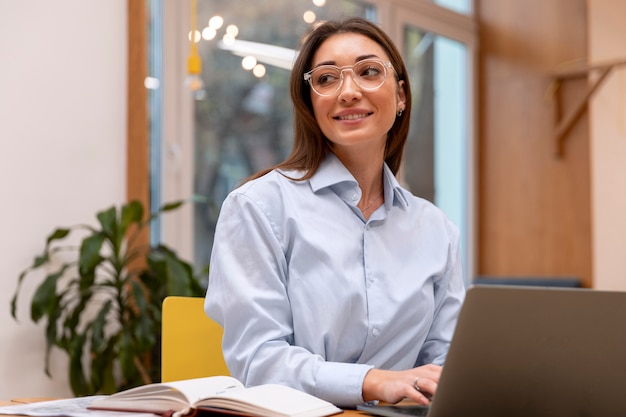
[161,296,230,382]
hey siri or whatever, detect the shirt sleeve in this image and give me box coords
[204,189,372,407]
[416,217,466,366]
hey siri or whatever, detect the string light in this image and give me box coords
[185,0,205,100]
[303,10,316,23]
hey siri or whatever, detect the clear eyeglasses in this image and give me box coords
[303,58,394,97]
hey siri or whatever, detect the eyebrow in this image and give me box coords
[313,54,381,68]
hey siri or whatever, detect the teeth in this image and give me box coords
[337,113,367,120]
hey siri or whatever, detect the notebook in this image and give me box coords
[358,285,626,417]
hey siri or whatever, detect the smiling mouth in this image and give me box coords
[334,112,372,121]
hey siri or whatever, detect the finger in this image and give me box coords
[412,377,436,401]
[406,385,432,406]
[419,364,442,383]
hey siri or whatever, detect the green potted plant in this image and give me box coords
[10,198,207,396]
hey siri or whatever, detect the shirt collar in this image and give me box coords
[308,153,410,209]
[309,152,355,192]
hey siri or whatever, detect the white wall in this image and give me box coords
[0,0,127,398]
[588,0,626,291]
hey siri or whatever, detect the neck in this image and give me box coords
[332,150,385,191]
[358,186,384,220]
[354,167,385,217]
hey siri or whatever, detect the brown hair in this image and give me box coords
[246,17,412,182]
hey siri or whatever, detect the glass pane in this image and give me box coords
[192,1,375,268]
[430,0,472,15]
[148,0,163,244]
[402,25,469,277]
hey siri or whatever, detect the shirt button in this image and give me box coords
[372,328,380,337]
[352,194,359,201]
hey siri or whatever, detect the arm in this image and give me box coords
[362,365,442,405]
[205,189,371,407]
[417,224,466,366]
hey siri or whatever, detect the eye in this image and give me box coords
[315,69,340,86]
[358,64,383,78]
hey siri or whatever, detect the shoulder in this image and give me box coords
[234,169,307,198]
[222,169,309,215]
[396,187,460,240]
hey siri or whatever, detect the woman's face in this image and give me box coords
[308,32,405,154]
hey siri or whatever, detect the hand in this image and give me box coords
[361,364,442,405]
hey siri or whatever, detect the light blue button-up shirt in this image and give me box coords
[205,153,465,407]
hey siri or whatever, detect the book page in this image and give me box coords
[0,397,155,417]
[167,376,243,404]
[109,376,243,405]
[197,384,342,417]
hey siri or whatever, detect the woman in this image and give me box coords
[204,17,465,408]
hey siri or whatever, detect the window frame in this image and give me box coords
[137,0,478,277]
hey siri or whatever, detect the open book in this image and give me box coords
[87,376,343,417]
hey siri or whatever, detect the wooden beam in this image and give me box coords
[127,0,149,211]
[553,66,612,157]
[553,57,626,79]
[550,57,626,157]
[127,0,150,255]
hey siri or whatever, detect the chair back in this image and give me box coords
[161,296,229,382]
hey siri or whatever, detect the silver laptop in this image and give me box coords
[358,285,626,417]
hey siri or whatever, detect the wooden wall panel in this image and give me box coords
[127,0,150,253]
[127,0,149,211]
[476,0,592,287]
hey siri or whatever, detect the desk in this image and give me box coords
[0,399,58,417]
[1,398,365,417]
[0,400,36,417]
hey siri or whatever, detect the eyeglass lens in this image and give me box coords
[306,60,388,96]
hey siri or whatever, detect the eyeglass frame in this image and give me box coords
[303,58,395,97]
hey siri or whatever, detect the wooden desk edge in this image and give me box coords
[1,399,366,416]
[5,399,57,404]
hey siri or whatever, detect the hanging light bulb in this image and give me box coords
[185,41,204,94]
[185,0,205,100]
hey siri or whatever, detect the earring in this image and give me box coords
[396,108,404,117]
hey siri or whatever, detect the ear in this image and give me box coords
[396,80,407,112]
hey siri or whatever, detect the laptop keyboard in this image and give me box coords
[357,404,431,417]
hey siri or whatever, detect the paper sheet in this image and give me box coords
[0,397,155,417]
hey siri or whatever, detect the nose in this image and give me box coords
[338,69,362,101]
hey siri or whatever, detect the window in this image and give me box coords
[153,0,477,282]
[431,0,472,15]
[402,26,472,279]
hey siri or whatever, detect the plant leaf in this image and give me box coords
[159,194,207,213]
[158,200,184,212]
[78,233,105,278]
[90,299,113,352]
[45,228,71,246]
[96,206,116,238]
[129,279,149,314]
[30,266,68,322]
[115,201,144,253]
[145,196,201,224]
[61,288,93,342]
[43,301,64,377]
[129,280,155,351]
[68,332,90,396]
[150,245,202,296]
[11,251,55,320]
[91,336,118,394]
[121,201,144,231]
[118,330,135,379]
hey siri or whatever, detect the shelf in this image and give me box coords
[549,57,626,157]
